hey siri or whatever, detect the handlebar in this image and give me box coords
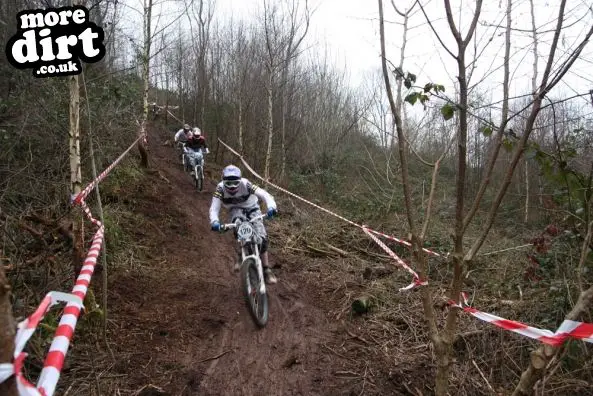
[181,145,209,153]
[220,213,267,231]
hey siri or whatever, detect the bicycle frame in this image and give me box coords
[184,147,205,166]
[241,239,265,295]
[222,214,267,295]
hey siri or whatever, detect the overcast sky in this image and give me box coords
[120,0,593,112]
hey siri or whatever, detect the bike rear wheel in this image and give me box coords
[240,257,268,327]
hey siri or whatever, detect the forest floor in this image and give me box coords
[57,123,431,396]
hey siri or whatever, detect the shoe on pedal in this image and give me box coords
[264,268,277,285]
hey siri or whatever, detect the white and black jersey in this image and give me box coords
[209,178,276,225]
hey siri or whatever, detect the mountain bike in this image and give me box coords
[184,147,206,191]
[220,213,270,328]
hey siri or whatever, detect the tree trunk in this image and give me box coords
[512,286,593,396]
[238,96,243,154]
[280,58,290,182]
[524,162,529,222]
[280,85,287,182]
[139,0,153,168]
[69,73,84,277]
[524,0,538,224]
[165,73,169,125]
[193,77,199,122]
[264,70,274,182]
[434,1,483,394]
[177,31,184,122]
[200,60,207,129]
[0,264,17,396]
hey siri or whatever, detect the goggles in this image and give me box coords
[223,180,240,189]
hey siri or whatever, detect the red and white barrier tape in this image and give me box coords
[362,226,427,290]
[37,226,104,396]
[451,293,593,346]
[217,138,443,258]
[217,139,593,347]
[2,133,143,395]
[218,138,440,289]
[366,228,441,257]
[0,291,83,395]
[72,134,145,205]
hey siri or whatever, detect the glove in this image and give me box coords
[267,208,277,219]
[205,148,210,154]
[211,221,221,232]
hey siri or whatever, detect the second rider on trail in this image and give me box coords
[209,165,278,284]
[184,127,209,175]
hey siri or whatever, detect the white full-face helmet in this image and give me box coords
[222,165,241,194]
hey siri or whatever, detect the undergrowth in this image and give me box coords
[268,186,593,395]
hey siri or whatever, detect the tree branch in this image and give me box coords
[418,1,457,59]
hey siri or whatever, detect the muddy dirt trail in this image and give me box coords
[103,126,356,396]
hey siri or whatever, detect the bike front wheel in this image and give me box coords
[195,165,203,191]
[240,257,268,327]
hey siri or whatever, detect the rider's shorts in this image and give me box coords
[185,149,204,167]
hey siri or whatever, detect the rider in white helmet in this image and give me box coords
[185,127,208,152]
[209,165,278,284]
[174,123,192,143]
[183,127,209,174]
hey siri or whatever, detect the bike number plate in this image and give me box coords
[237,223,253,240]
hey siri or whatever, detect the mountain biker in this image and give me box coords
[186,127,209,153]
[174,123,192,144]
[209,165,278,284]
[183,129,209,174]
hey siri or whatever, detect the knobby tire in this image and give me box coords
[241,256,268,328]
[195,165,203,191]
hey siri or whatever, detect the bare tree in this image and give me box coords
[380,0,593,393]
[262,0,283,182]
[138,0,153,168]
[185,0,214,128]
[230,22,253,154]
[259,0,310,182]
[279,0,311,181]
[69,72,84,276]
[524,0,539,223]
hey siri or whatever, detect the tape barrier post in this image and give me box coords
[1,134,144,395]
[450,293,593,346]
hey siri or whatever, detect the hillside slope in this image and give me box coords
[87,124,374,396]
